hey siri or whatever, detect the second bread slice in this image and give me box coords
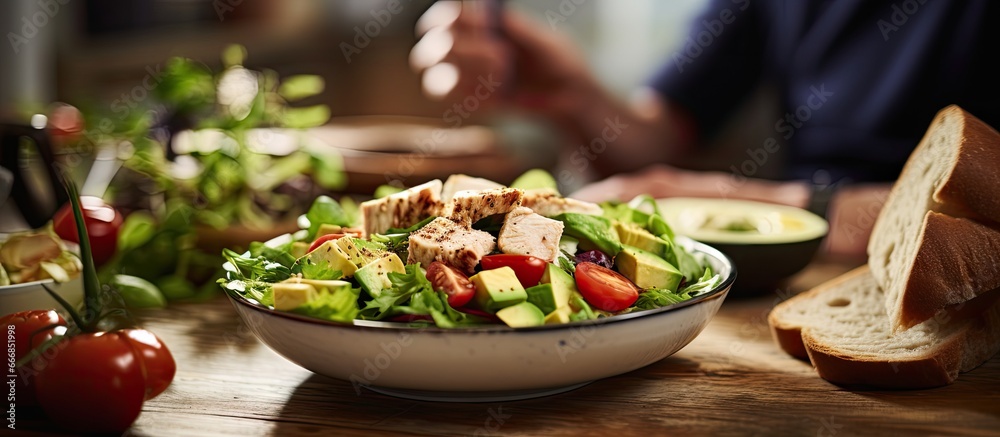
[868,105,1000,331]
[768,266,1000,389]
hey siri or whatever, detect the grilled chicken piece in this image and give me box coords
[440,174,505,202]
[497,207,564,262]
[444,188,524,226]
[406,217,496,274]
[521,189,603,217]
[360,180,443,237]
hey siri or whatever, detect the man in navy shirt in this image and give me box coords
[410,0,999,256]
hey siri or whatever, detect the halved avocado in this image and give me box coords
[658,197,828,245]
[658,197,829,293]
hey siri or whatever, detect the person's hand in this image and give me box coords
[571,164,811,207]
[570,165,728,202]
[410,1,598,122]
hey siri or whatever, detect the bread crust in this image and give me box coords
[869,105,1000,331]
[803,300,1000,389]
[803,334,962,389]
[898,212,1000,329]
[933,106,1000,224]
[768,266,1000,389]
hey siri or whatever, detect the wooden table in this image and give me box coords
[17,258,1000,436]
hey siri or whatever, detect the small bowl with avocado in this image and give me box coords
[658,197,828,294]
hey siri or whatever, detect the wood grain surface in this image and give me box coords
[13,257,1000,436]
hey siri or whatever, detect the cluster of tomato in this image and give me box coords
[2,186,174,433]
[2,309,175,432]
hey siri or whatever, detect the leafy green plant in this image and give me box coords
[73,45,348,305]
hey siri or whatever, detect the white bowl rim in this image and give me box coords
[225,239,736,334]
[0,277,62,293]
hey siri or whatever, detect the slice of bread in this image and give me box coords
[768,266,1000,389]
[868,105,1000,331]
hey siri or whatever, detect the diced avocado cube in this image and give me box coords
[352,238,387,264]
[614,221,670,258]
[470,266,527,312]
[615,245,683,291]
[355,253,405,298]
[496,301,545,328]
[543,306,572,325]
[335,238,368,268]
[525,284,558,315]
[301,240,357,277]
[273,282,317,311]
[297,279,352,293]
[290,241,310,258]
[539,264,575,310]
[316,223,343,237]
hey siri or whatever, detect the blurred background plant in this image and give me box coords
[60,45,350,305]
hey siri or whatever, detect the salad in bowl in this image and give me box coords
[219,171,734,399]
[220,173,725,328]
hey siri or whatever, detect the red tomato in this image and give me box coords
[0,310,66,406]
[52,196,123,266]
[122,329,177,400]
[34,328,176,432]
[574,262,640,312]
[35,332,146,433]
[307,233,347,253]
[426,261,476,307]
[479,254,547,288]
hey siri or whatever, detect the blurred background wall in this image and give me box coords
[1,0,780,184]
[31,0,708,116]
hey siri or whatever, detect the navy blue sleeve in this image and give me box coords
[648,0,766,141]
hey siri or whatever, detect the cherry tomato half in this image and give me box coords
[0,310,66,406]
[307,233,347,253]
[52,196,123,266]
[426,261,476,307]
[479,254,547,288]
[574,262,640,312]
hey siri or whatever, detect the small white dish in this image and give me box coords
[0,235,84,317]
[225,238,735,402]
[0,276,84,317]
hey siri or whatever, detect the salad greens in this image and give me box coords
[290,286,359,323]
[219,171,726,328]
[358,265,486,328]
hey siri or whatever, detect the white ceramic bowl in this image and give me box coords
[0,236,84,317]
[0,277,84,317]
[226,238,735,401]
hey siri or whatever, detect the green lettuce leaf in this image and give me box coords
[358,264,429,319]
[302,196,352,240]
[678,268,722,296]
[299,263,342,281]
[290,287,359,323]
